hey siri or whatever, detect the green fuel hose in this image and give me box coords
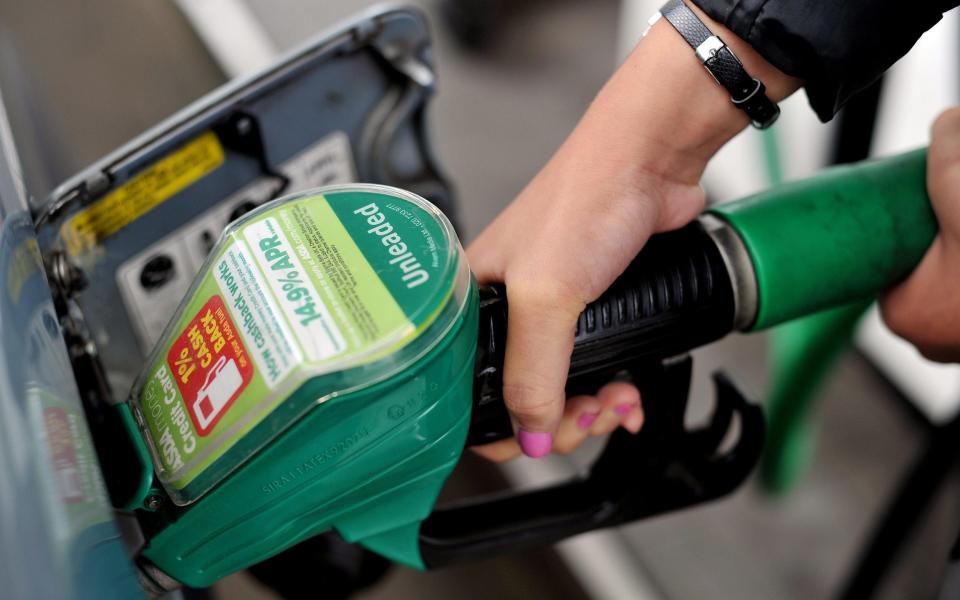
[709,148,934,331]
[754,126,869,494]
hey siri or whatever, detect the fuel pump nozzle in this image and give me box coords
[125,149,933,590]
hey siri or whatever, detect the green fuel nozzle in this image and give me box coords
[433,148,934,565]
[126,149,934,591]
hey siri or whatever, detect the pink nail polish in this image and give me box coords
[517,430,552,458]
[614,403,634,416]
[577,412,599,430]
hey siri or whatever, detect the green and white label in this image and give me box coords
[131,189,455,501]
[244,217,346,361]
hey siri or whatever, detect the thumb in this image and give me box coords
[501,281,584,458]
[928,107,960,250]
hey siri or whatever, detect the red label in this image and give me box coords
[167,295,253,436]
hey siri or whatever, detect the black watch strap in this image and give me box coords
[659,0,779,129]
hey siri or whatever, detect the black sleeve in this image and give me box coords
[690,0,959,121]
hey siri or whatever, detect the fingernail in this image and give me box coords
[517,430,552,458]
[577,412,599,430]
[614,403,634,416]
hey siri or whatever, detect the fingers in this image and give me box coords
[880,107,960,362]
[881,242,960,361]
[553,383,644,454]
[552,395,603,455]
[499,281,583,457]
[474,382,645,461]
[929,107,960,250]
[591,382,643,435]
[468,208,585,458]
[468,209,583,458]
[471,438,522,463]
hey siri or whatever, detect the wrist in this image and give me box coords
[578,2,800,186]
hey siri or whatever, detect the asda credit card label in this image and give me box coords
[131,189,453,498]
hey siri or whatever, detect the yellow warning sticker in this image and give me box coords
[61,132,224,256]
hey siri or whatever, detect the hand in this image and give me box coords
[467,8,800,461]
[467,125,703,461]
[881,107,960,362]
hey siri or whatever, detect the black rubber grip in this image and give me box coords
[468,220,736,446]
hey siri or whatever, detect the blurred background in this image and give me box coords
[1,0,960,598]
